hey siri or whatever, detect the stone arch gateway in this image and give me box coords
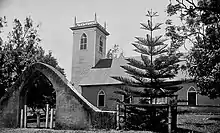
[0,63,115,129]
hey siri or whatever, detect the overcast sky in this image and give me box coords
[0,0,181,80]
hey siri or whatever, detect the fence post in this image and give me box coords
[171,95,178,132]
[168,104,172,133]
[116,104,120,130]
[36,112,41,128]
[45,104,49,128]
[49,108,54,129]
[24,105,27,128]
[20,109,23,128]
[124,105,127,129]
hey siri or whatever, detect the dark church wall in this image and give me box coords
[176,82,220,106]
[82,84,122,111]
[82,82,220,112]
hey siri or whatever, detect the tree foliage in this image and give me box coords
[112,10,184,131]
[167,0,220,98]
[0,16,65,113]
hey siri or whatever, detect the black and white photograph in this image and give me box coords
[0,0,220,133]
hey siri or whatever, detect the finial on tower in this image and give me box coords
[104,21,106,29]
[74,16,77,26]
[94,13,97,23]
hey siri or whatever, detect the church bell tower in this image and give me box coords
[70,14,109,93]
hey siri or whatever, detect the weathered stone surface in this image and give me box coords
[0,62,115,129]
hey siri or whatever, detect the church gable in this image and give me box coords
[79,58,129,86]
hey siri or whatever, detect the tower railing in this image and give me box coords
[75,21,106,31]
[76,21,97,27]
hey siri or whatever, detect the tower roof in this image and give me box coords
[70,20,110,36]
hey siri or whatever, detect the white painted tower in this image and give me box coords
[70,14,109,93]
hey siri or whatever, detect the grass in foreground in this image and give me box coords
[1,114,220,133]
[0,128,154,133]
[177,114,220,133]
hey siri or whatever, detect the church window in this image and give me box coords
[97,90,105,107]
[80,33,87,50]
[187,86,197,106]
[99,36,103,53]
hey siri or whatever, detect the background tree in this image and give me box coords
[106,44,124,59]
[0,16,65,114]
[0,16,7,98]
[112,10,184,131]
[167,0,220,98]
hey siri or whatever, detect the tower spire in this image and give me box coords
[74,16,77,26]
[104,21,106,29]
[94,13,97,23]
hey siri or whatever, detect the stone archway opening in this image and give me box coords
[0,63,116,130]
[19,70,56,128]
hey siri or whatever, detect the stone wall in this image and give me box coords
[0,90,20,127]
[0,63,116,129]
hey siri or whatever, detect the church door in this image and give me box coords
[188,91,196,106]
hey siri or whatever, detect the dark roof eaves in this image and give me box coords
[79,82,125,87]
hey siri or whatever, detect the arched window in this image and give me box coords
[99,36,103,53]
[97,90,105,107]
[187,86,197,106]
[80,33,87,50]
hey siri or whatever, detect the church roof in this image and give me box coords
[79,58,128,86]
[79,56,191,86]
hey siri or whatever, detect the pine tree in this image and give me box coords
[112,10,184,131]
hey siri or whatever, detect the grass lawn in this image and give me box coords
[0,128,153,133]
[1,114,220,133]
[177,114,220,133]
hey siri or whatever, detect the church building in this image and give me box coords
[70,15,220,111]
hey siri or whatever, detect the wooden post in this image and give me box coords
[116,104,120,130]
[168,105,172,133]
[171,95,178,132]
[49,108,54,129]
[20,109,24,128]
[45,104,49,128]
[24,105,27,128]
[36,112,41,128]
[124,105,126,129]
